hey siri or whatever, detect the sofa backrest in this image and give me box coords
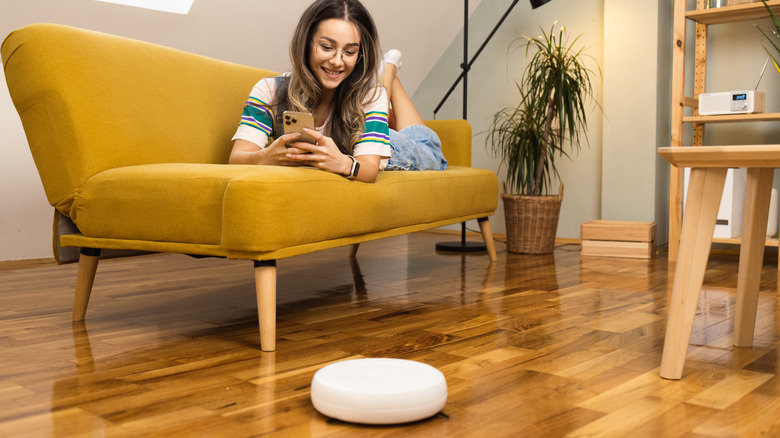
[424,119,471,168]
[2,23,276,215]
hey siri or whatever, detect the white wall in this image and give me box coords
[601,0,672,244]
[0,0,480,261]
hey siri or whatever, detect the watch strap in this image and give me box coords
[345,155,360,179]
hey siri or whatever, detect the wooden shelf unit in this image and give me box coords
[686,1,780,24]
[668,0,780,261]
[684,112,780,123]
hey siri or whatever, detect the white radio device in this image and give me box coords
[698,58,769,116]
[699,90,765,115]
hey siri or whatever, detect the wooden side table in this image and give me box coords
[658,145,779,380]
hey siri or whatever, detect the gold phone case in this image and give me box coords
[282,111,316,144]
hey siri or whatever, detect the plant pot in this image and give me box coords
[501,182,563,254]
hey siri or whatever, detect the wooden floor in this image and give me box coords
[2,232,780,437]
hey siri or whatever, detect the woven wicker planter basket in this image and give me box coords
[501,182,564,254]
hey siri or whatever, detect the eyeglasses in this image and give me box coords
[312,42,361,64]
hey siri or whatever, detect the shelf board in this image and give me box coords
[658,145,780,168]
[683,112,780,123]
[713,236,780,247]
[687,1,780,25]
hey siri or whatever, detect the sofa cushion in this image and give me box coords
[72,164,258,245]
[71,163,497,252]
[221,165,498,252]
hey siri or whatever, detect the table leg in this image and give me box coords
[660,167,727,380]
[734,168,774,347]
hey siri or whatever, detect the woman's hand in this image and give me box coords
[285,129,381,183]
[283,129,351,174]
[229,133,311,166]
[230,130,381,183]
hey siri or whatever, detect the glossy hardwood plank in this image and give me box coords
[1,233,779,436]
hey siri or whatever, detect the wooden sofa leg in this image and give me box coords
[73,248,101,321]
[478,218,498,262]
[254,260,277,352]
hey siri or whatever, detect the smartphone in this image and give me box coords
[282,111,317,145]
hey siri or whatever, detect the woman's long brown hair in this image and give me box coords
[276,0,380,155]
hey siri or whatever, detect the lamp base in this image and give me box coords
[436,221,487,253]
[435,241,486,253]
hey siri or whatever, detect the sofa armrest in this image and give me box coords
[424,119,472,168]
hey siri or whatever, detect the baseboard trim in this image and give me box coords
[0,257,56,271]
[1,233,585,270]
[423,229,580,246]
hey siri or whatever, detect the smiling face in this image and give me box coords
[309,18,361,93]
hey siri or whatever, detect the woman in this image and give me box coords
[229,0,446,183]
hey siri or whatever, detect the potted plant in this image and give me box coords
[486,23,599,254]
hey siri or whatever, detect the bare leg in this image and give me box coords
[389,77,425,130]
[380,63,425,131]
[380,62,397,101]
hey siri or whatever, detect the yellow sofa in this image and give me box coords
[2,23,498,351]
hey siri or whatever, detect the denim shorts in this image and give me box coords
[385,125,448,171]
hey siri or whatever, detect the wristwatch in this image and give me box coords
[345,155,360,180]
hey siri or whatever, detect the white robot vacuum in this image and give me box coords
[310,358,448,425]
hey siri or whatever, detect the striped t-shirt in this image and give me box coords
[232,75,392,169]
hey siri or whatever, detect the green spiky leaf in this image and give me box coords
[758,0,780,73]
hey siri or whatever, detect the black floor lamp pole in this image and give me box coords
[435,0,521,254]
[434,0,551,254]
[433,0,520,119]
